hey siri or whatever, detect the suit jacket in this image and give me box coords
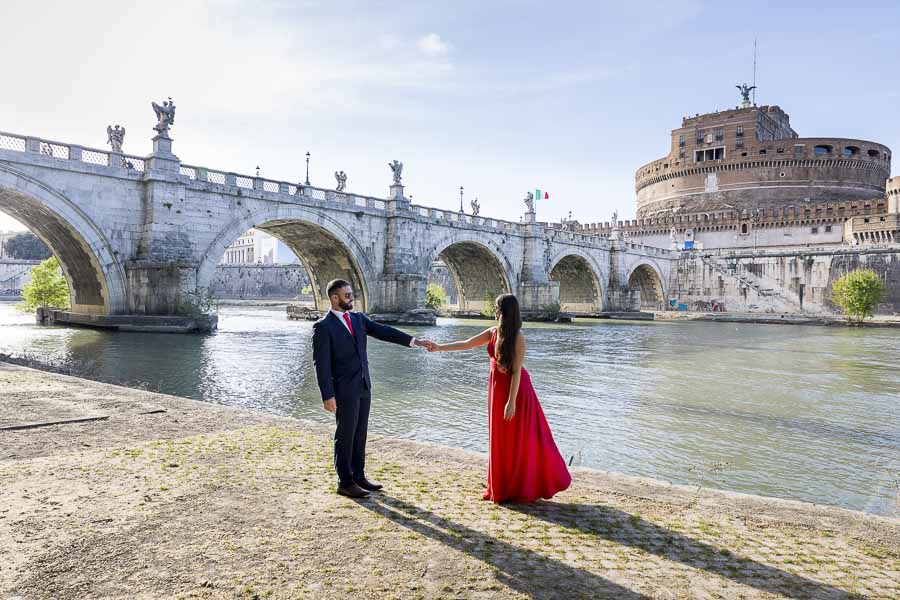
[312,311,413,402]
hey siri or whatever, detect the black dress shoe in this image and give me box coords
[336,483,370,498]
[355,478,383,492]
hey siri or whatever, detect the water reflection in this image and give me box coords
[1,302,897,516]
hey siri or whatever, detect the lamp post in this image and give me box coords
[305,152,311,186]
[459,186,464,213]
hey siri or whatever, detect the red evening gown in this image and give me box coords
[484,330,571,503]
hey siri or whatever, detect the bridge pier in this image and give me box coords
[517,215,560,316]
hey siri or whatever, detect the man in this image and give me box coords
[312,279,434,498]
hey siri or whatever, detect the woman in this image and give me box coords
[430,294,571,503]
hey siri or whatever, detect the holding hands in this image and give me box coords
[413,339,438,352]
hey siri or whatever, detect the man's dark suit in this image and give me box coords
[312,311,413,486]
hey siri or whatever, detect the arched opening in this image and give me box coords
[843,146,860,157]
[434,241,512,314]
[254,220,367,312]
[628,264,665,311]
[0,177,125,315]
[198,210,372,313]
[814,145,833,156]
[549,254,602,314]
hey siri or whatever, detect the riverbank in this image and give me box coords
[655,310,900,328]
[1,363,897,599]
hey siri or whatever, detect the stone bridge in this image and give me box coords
[0,127,676,326]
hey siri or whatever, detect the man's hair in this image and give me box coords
[326,279,352,298]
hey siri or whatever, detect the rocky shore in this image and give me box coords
[1,362,897,599]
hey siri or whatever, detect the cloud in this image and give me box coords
[417,33,450,57]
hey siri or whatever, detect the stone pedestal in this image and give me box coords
[146,135,180,176]
[525,210,536,224]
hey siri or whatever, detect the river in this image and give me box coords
[1,302,897,516]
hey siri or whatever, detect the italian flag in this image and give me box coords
[535,189,550,201]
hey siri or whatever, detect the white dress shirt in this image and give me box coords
[330,309,417,347]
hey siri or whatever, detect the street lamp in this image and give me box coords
[459,186,464,213]
[305,152,311,186]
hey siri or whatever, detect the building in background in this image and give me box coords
[577,94,893,250]
[220,230,300,265]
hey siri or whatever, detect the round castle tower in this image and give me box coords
[635,101,891,218]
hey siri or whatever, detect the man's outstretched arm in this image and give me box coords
[359,313,433,349]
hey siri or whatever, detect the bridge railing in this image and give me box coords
[0,130,147,173]
[1,129,635,246]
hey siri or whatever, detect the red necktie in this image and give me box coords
[342,313,355,337]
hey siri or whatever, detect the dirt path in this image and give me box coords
[1,362,897,599]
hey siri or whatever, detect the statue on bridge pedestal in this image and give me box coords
[151,97,176,137]
[523,191,535,213]
[389,160,403,185]
[611,210,619,227]
[106,125,125,153]
[470,197,480,216]
[335,170,347,192]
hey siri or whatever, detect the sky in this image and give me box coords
[1,0,898,233]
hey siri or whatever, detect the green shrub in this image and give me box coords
[18,257,69,312]
[480,290,496,318]
[425,283,446,310]
[831,268,885,323]
[542,300,562,322]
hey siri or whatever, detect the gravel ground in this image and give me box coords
[1,362,897,599]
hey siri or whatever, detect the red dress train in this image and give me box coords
[484,330,571,503]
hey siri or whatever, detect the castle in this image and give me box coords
[577,94,896,250]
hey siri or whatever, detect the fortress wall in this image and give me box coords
[668,248,900,314]
[210,264,310,300]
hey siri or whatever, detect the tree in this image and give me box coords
[18,257,70,312]
[425,283,446,310]
[480,290,497,318]
[831,268,885,324]
[4,232,51,260]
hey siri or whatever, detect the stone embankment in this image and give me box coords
[1,362,897,599]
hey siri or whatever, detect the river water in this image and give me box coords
[1,302,897,516]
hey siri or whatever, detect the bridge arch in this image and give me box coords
[548,249,605,314]
[0,164,127,314]
[425,232,515,314]
[197,205,375,311]
[626,261,666,311]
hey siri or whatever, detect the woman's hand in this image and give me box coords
[503,399,516,421]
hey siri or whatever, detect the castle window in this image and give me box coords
[825,225,832,233]
[679,134,685,147]
[705,133,714,144]
[679,147,685,159]
[811,227,818,234]
[736,126,744,137]
[759,149,767,155]
[814,145,833,155]
[696,130,703,143]
[741,223,749,235]
[736,139,744,148]
[843,146,860,157]
[715,128,724,142]
[776,147,784,154]
[867,149,880,158]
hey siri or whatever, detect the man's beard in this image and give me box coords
[339,299,353,311]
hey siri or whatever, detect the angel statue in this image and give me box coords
[388,160,403,185]
[470,197,480,216]
[151,97,176,136]
[523,191,535,213]
[335,170,347,192]
[611,210,619,226]
[736,83,756,107]
[106,125,125,153]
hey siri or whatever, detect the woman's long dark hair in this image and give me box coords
[495,294,522,373]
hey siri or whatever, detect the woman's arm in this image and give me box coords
[504,333,527,420]
[434,328,494,352]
